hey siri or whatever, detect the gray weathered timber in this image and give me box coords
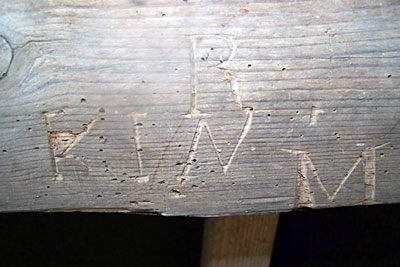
[0,0,399,216]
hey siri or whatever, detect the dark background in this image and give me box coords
[0,204,399,266]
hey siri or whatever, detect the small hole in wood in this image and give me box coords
[388,74,392,78]
[333,108,337,113]
[97,195,102,198]
[28,128,32,132]
[2,150,7,153]
[282,67,286,71]
[80,98,86,103]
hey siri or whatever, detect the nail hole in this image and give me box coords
[387,74,392,78]
[282,67,286,71]
[80,98,86,103]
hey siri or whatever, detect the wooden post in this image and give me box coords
[201,213,279,267]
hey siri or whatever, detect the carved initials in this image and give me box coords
[42,111,95,181]
[284,143,389,207]
[179,35,253,180]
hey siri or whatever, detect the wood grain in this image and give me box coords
[0,0,399,215]
[201,213,279,267]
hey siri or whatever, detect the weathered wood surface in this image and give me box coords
[0,0,399,216]
[201,213,279,267]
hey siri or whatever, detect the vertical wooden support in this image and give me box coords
[201,213,279,267]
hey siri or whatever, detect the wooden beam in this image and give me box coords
[0,0,399,215]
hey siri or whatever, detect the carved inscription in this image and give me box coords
[127,112,149,182]
[284,143,389,207]
[42,111,95,181]
[179,35,253,181]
